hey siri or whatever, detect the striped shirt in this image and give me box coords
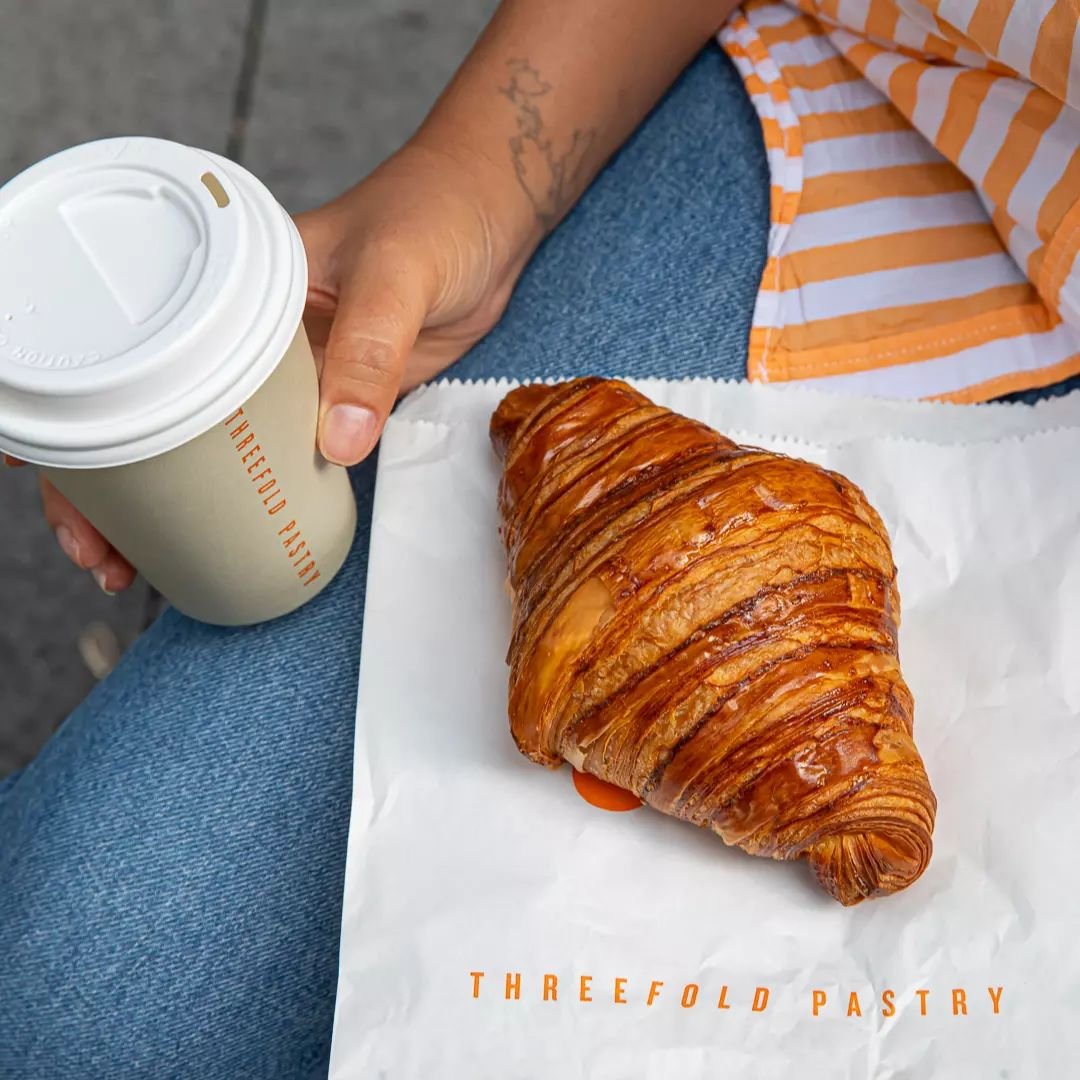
[719,0,1080,401]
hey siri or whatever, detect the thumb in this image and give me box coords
[317,264,426,466]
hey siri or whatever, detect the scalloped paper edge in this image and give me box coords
[392,375,1080,449]
[386,413,1080,455]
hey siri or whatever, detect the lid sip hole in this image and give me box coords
[200,172,230,209]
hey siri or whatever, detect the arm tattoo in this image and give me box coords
[498,58,597,232]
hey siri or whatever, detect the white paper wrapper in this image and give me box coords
[330,379,1080,1079]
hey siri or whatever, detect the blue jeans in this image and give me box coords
[0,45,1072,1079]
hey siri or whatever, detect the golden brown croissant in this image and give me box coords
[491,377,936,906]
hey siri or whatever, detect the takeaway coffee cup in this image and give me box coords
[0,137,357,625]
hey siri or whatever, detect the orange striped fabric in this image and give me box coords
[720,0,1080,400]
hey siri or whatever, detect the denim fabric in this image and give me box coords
[1002,370,1080,404]
[0,42,1069,1079]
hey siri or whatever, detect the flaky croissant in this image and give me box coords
[491,378,935,906]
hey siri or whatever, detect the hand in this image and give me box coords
[11,141,528,592]
[3,454,136,594]
[299,141,525,465]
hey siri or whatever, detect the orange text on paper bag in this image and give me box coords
[468,973,1004,1017]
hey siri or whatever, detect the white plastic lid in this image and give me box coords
[0,137,308,467]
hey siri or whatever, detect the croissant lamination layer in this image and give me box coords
[491,378,936,906]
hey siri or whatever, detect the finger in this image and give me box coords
[303,307,334,352]
[39,479,137,592]
[91,550,137,596]
[302,309,333,382]
[39,476,112,571]
[295,205,352,317]
[317,259,426,466]
[295,211,344,386]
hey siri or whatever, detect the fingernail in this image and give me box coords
[55,524,83,566]
[320,404,378,465]
[92,566,116,596]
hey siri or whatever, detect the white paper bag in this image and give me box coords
[330,379,1080,1079]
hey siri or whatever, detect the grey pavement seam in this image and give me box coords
[227,0,271,163]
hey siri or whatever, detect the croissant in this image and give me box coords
[490,378,936,905]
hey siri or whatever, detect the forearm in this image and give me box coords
[411,0,737,271]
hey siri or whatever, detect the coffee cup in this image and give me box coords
[0,137,357,625]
